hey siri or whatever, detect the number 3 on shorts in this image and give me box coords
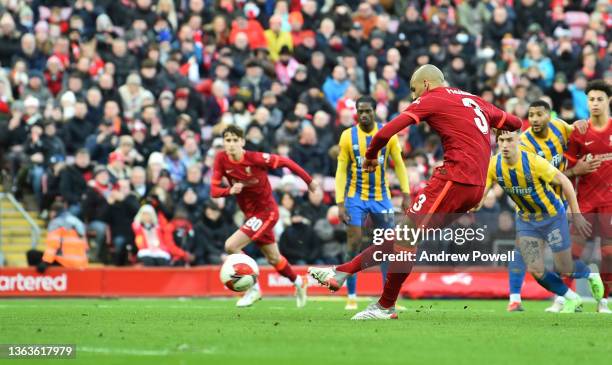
[245,217,263,231]
[412,194,427,212]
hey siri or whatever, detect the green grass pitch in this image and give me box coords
[0,298,610,365]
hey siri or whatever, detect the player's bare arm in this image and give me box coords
[229,182,244,195]
[573,119,589,134]
[550,171,592,237]
[564,155,602,178]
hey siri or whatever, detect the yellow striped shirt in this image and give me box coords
[486,150,564,221]
[336,123,409,202]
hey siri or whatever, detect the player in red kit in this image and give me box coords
[564,80,612,313]
[211,125,319,308]
[309,64,523,319]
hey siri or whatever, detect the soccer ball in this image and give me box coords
[220,254,259,292]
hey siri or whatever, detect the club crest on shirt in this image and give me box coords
[245,166,252,175]
[609,135,612,146]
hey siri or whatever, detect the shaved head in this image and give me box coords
[410,64,445,99]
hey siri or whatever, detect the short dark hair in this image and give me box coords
[222,125,244,139]
[355,95,376,109]
[585,79,611,97]
[528,100,551,112]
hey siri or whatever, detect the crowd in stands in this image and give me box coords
[0,0,610,267]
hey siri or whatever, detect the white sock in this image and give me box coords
[252,282,261,291]
[564,289,579,300]
[348,294,357,299]
[588,272,599,279]
[600,298,608,305]
[554,295,566,303]
[293,275,303,288]
[509,294,521,303]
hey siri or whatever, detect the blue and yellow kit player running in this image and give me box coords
[480,130,604,313]
[334,96,410,310]
[508,100,587,312]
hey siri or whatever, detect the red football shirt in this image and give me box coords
[366,87,523,186]
[565,118,612,210]
[211,150,312,215]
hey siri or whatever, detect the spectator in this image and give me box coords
[265,15,293,62]
[0,0,608,269]
[82,165,113,262]
[290,125,330,176]
[118,73,154,119]
[106,179,140,265]
[456,0,491,38]
[107,151,130,182]
[521,42,555,89]
[240,60,272,106]
[196,200,236,264]
[63,99,96,155]
[278,205,321,265]
[484,6,514,50]
[322,65,350,109]
[275,112,302,146]
[569,72,589,120]
[132,204,192,266]
[547,73,572,114]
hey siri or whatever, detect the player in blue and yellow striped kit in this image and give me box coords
[481,130,604,313]
[508,100,587,311]
[335,96,410,310]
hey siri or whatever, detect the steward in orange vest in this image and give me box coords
[37,211,89,273]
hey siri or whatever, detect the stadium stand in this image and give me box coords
[0,0,609,269]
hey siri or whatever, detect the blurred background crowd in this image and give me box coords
[0,0,609,267]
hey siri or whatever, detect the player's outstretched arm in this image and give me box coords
[365,113,415,160]
[274,155,314,186]
[485,101,522,131]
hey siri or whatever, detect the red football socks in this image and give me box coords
[274,255,297,282]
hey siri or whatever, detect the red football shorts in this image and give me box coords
[240,209,279,246]
[570,205,612,240]
[405,175,484,229]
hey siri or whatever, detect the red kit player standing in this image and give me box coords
[564,80,612,313]
[211,125,319,308]
[309,64,523,319]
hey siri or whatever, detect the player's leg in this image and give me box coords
[260,243,308,308]
[224,229,252,254]
[353,179,483,320]
[344,225,362,310]
[549,215,604,307]
[549,232,590,312]
[376,181,482,309]
[309,199,386,291]
[518,236,579,313]
[600,240,612,313]
[597,208,612,312]
[225,229,263,307]
[507,247,526,312]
